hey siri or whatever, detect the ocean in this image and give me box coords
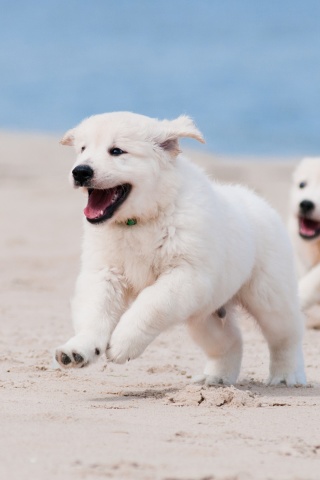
[0,0,319,156]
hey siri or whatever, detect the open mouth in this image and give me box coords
[84,184,131,224]
[299,216,320,240]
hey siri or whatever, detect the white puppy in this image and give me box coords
[289,157,320,325]
[55,112,306,386]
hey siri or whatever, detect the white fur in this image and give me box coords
[289,157,320,311]
[55,112,306,386]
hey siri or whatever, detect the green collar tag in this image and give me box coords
[126,218,137,226]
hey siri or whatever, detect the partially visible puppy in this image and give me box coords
[55,112,306,386]
[289,157,320,328]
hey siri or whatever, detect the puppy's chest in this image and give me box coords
[107,225,177,291]
[309,247,320,269]
[300,240,320,270]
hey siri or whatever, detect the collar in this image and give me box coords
[125,218,137,226]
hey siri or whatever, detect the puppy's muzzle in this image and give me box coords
[72,165,94,186]
[299,200,315,215]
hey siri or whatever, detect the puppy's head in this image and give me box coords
[291,157,320,241]
[60,112,204,225]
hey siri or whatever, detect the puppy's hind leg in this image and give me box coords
[240,273,306,386]
[188,302,243,386]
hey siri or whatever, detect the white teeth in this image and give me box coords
[111,193,119,202]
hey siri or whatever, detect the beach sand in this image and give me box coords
[0,132,319,480]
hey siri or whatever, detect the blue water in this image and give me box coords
[0,0,319,156]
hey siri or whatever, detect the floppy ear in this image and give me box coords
[156,115,205,155]
[60,128,76,146]
[165,115,205,143]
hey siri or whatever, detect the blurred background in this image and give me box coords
[0,0,319,156]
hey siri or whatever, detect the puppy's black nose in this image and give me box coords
[299,200,315,214]
[72,165,94,186]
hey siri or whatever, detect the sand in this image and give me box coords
[1,132,320,480]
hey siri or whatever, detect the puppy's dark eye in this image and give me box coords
[299,181,307,189]
[81,146,86,153]
[109,147,126,156]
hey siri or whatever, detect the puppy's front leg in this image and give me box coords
[55,268,126,368]
[107,267,209,363]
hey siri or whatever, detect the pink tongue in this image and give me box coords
[84,189,115,220]
[299,218,320,236]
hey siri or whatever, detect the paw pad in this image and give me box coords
[61,353,71,365]
[72,353,84,364]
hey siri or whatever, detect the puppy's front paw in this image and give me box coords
[55,349,90,368]
[107,326,153,364]
[55,335,102,369]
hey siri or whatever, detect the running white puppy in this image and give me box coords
[289,157,320,326]
[55,112,306,386]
